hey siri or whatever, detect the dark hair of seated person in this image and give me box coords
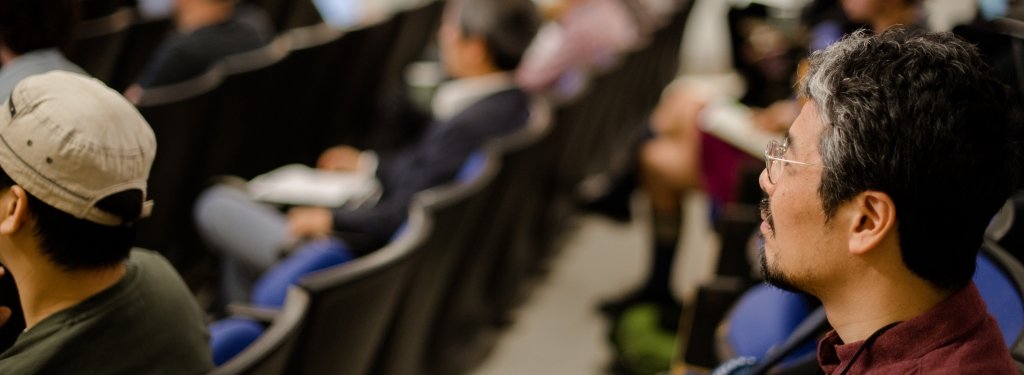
[0,168,142,271]
[457,0,541,71]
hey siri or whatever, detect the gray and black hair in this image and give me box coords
[801,28,1020,291]
[455,0,540,71]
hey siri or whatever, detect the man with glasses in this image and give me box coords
[759,28,1018,373]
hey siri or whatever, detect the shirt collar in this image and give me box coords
[817,283,991,373]
[431,72,515,121]
[0,49,66,76]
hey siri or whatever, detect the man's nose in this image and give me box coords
[758,167,772,195]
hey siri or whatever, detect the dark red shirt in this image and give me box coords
[817,283,1017,374]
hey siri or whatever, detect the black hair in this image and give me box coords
[0,169,141,271]
[457,0,541,71]
[803,28,1022,291]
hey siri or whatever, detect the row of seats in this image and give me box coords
[132,1,446,271]
[207,95,550,375]
[69,6,170,91]
[201,1,698,373]
[67,0,326,92]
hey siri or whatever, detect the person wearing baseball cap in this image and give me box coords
[0,71,212,374]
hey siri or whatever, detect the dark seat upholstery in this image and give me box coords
[285,204,429,374]
[109,15,174,91]
[209,288,311,375]
[370,98,552,375]
[134,72,226,266]
[68,7,135,84]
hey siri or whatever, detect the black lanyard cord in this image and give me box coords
[838,321,902,375]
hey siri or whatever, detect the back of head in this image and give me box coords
[456,0,541,71]
[0,71,156,270]
[802,28,1020,291]
[0,0,79,55]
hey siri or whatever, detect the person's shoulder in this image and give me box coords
[915,318,1018,374]
[128,248,183,283]
[468,88,529,113]
[129,247,171,266]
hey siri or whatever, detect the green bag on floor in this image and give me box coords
[612,303,679,375]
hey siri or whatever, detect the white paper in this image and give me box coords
[248,164,381,208]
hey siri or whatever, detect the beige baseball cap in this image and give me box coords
[0,71,156,226]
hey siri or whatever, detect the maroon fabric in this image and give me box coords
[817,283,1017,374]
[699,131,760,208]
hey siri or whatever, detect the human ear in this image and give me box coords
[847,191,896,256]
[0,186,29,235]
[465,37,491,66]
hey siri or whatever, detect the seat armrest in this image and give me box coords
[226,303,281,323]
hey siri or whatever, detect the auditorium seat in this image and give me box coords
[81,0,127,19]
[370,99,550,375]
[978,238,1024,358]
[711,237,1024,372]
[134,72,226,266]
[198,36,292,180]
[209,207,426,373]
[109,14,174,91]
[68,6,135,84]
[209,239,351,366]
[284,204,428,374]
[371,146,506,375]
[715,285,822,372]
[281,0,323,30]
[210,287,310,374]
[425,99,553,375]
[132,3,446,272]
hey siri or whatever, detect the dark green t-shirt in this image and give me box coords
[0,249,213,374]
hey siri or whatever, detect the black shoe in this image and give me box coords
[578,170,637,223]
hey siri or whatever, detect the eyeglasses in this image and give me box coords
[764,139,819,184]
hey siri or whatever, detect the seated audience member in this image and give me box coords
[761,28,1018,373]
[0,0,86,100]
[604,0,926,313]
[516,0,640,100]
[0,72,212,373]
[136,0,176,19]
[195,0,541,304]
[126,0,273,100]
[315,0,427,29]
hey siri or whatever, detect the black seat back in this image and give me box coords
[69,7,135,84]
[288,205,429,375]
[209,288,311,375]
[135,71,227,265]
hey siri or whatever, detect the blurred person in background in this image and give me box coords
[125,0,274,101]
[516,0,640,100]
[194,0,541,305]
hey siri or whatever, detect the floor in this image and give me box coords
[467,2,729,373]
[470,193,719,375]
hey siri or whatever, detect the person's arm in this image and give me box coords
[316,145,376,172]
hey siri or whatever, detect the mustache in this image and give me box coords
[760,197,774,235]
